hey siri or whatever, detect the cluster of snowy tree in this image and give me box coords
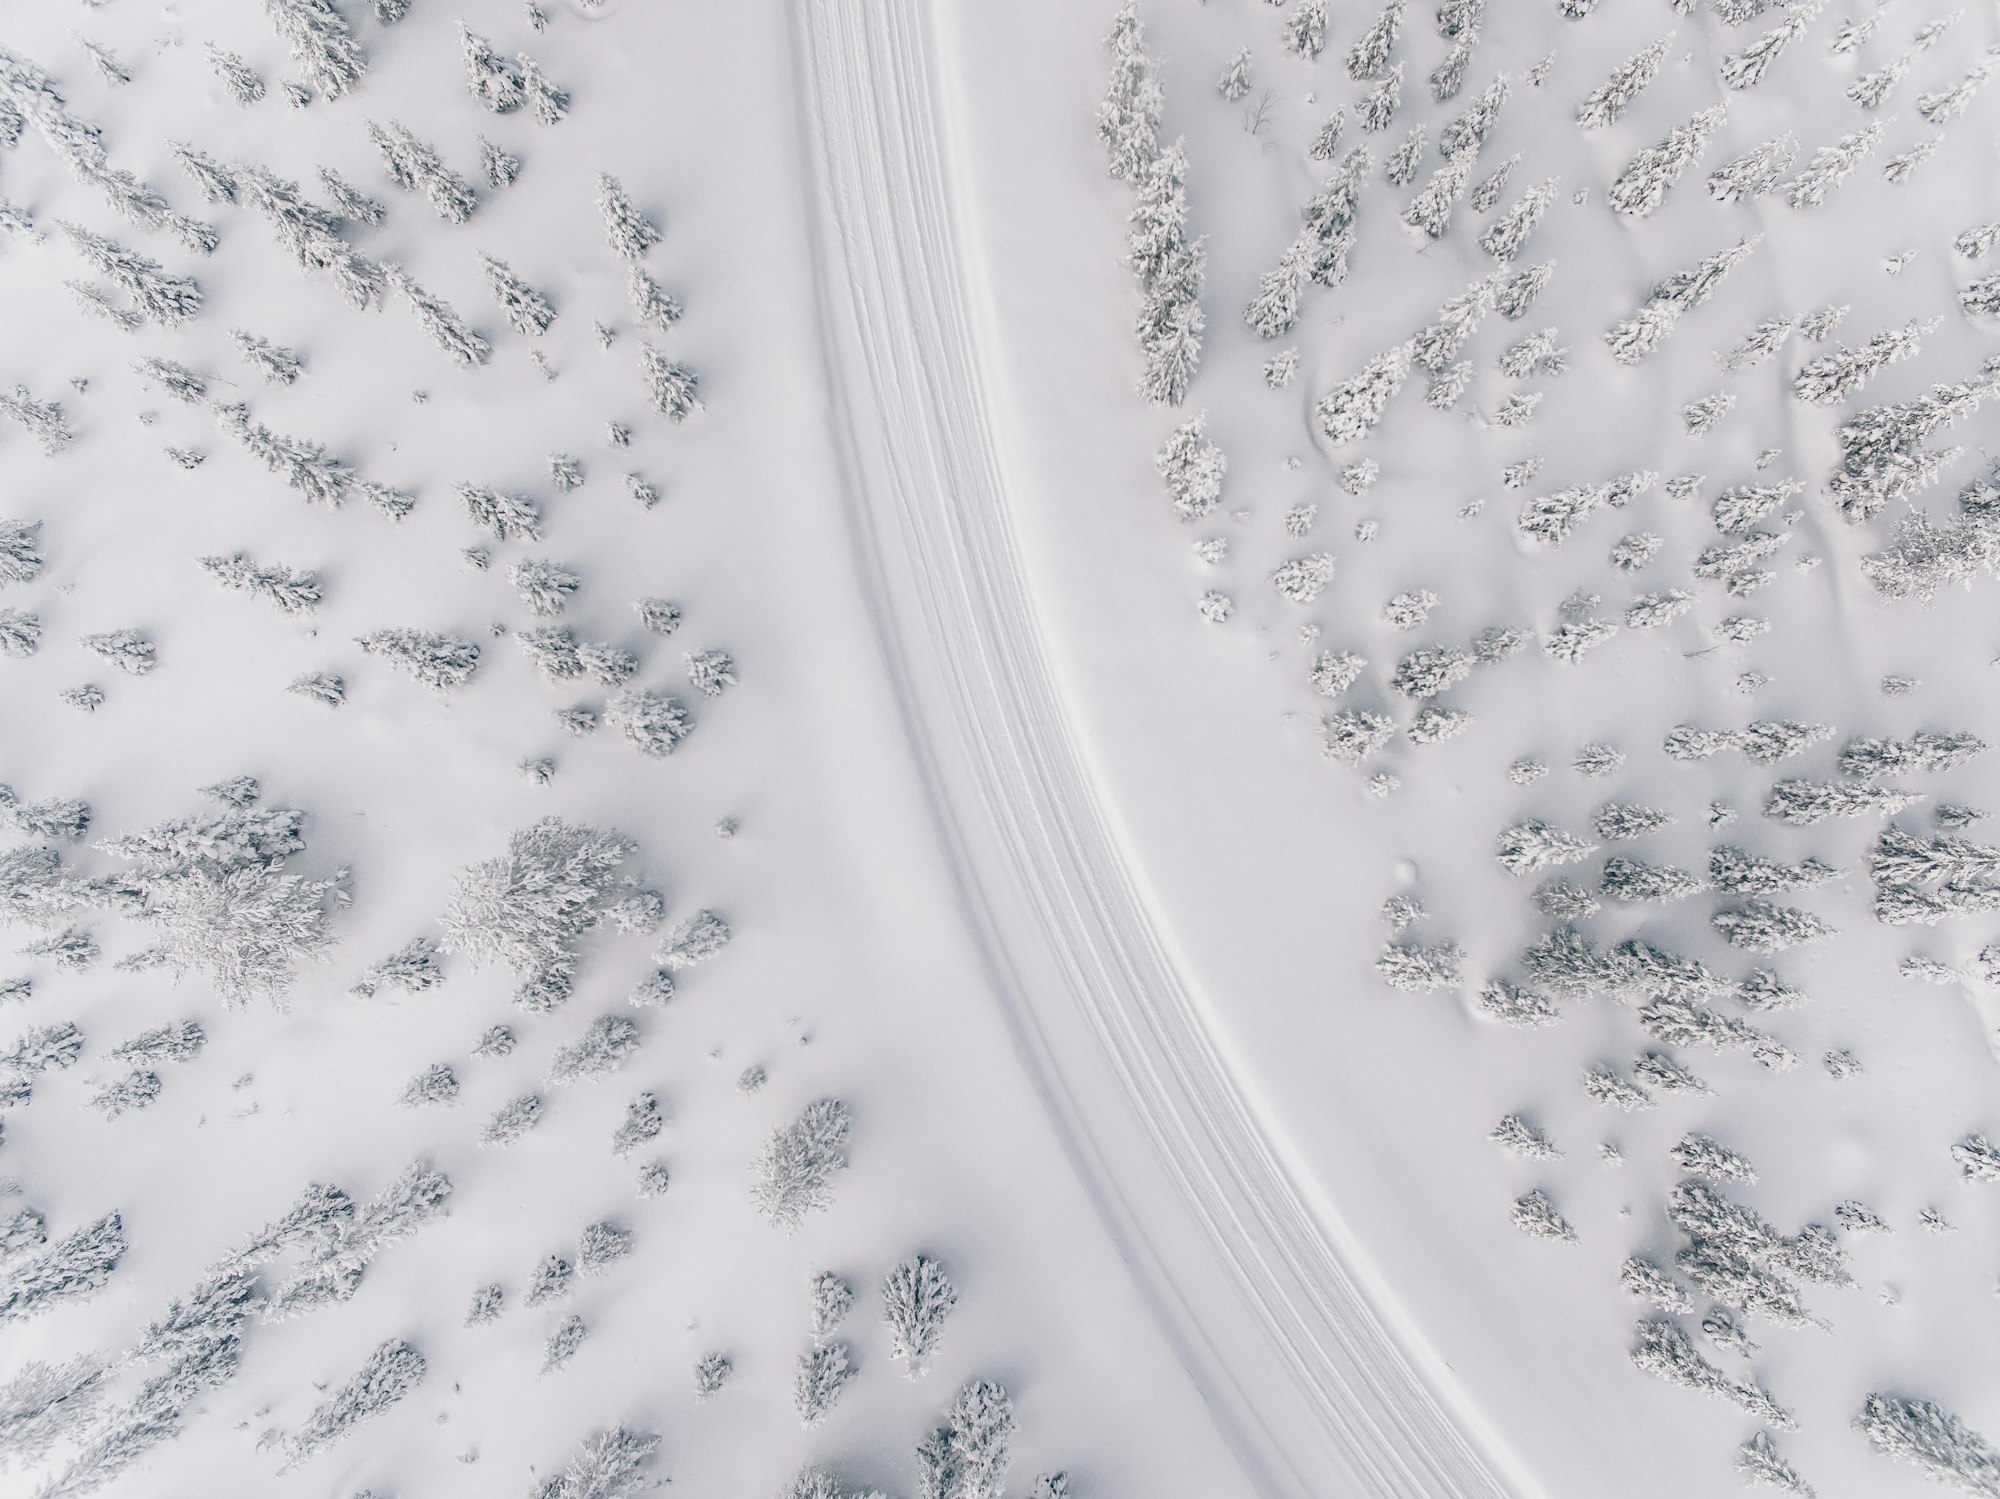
[593,175,701,419]
[437,818,665,1011]
[1099,5,1205,404]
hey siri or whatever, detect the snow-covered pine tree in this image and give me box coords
[0,387,72,455]
[597,174,661,260]
[200,553,321,615]
[318,168,385,224]
[1244,240,1309,337]
[1854,1394,2000,1493]
[1793,319,1934,404]
[534,1426,659,1499]
[280,1339,425,1470]
[882,1255,957,1375]
[1786,121,1885,208]
[357,628,479,691]
[1315,342,1414,444]
[639,345,700,420]
[237,166,389,310]
[1577,34,1672,127]
[263,0,368,99]
[1720,4,1817,89]
[1358,65,1403,132]
[438,820,658,1010]
[1347,0,1405,81]
[367,121,478,223]
[1402,154,1472,238]
[458,482,543,540]
[521,52,570,124]
[479,135,523,188]
[1478,178,1555,260]
[460,24,525,112]
[0,1211,126,1322]
[478,254,556,335]
[1285,0,1330,61]
[1609,104,1729,215]
[207,45,265,105]
[547,1015,642,1085]
[386,266,492,367]
[172,144,237,205]
[750,1099,852,1231]
[1097,4,1163,182]
[58,224,201,325]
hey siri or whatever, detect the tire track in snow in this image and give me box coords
[794,4,1542,1495]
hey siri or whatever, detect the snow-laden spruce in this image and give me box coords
[262,0,367,98]
[751,1098,852,1231]
[438,820,662,1012]
[368,121,478,223]
[532,1425,660,1499]
[1609,104,1728,216]
[918,1380,1018,1499]
[280,1338,424,1470]
[1854,1394,2000,1494]
[358,628,480,691]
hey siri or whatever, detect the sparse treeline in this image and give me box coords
[1100,5,1205,404]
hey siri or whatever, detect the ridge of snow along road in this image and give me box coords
[793,1,1543,1495]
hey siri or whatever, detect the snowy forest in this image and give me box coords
[2,0,1998,1496]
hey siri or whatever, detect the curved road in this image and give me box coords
[792,4,1544,1495]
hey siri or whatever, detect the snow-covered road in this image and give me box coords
[793,2,1544,1494]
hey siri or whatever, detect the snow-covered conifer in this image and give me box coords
[536,1426,659,1499]
[1358,66,1403,132]
[1438,75,1507,161]
[367,122,477,223]
[881,1255,956,1375]
[629,266,682,331]
[540,1313,588,1373]
[1610,104,1728,215]
[1217,49,1253,102]
[795,1342,856,1428]
[1429,32,1477,102]
[201,553,321,616]
[386,266,491,368]
[1097,6,1163,182]
[481,1093,544,1146]
[751,1098,852,1231]
[79,628,155,676]
[1376,940,1464,990]
[0,521,43,589]
[1154,418,1226,519]
[1135,233,1207,405]
[459,24,524,113]
[1385,126,1425,186]
[1511,1188,1577,1242]
[1711,899,1833,952]
[1403,155,1473,238]
[1285,1,1330,60]
[519,52,569,124]
[348,936,442,999]
[58,224,200,326]
[1917,52,2000,124]
[605,689,694,756]
[597,174,660,260]
[288,671,345,707]
[548,1015,640,1086]
[1737,1430,1814,1496]
[1577,35,1672,127]
[1621,1257,1693,1313]
[281,1338,424,1470]
[172,144,237,205]
[315,168,383,225]
[1244,241,1309,338]
[509,559,580,618]
[1497,819,1596,874]
[0,1211,125,1322]
[263,0,368,99]
[1315,342,1413,443]
[1308,107,1346,161]
[1479,179,1555,261]
[397,1063,457,1107]
[1786,121,1885,208]
[1476,980,1558,1026]
[1494,260,1553,319]
[1720,4,1817,89]
[215,403,357,507]
[478,254,555,336]
[638,345,700,420]
[1854,1394,2000,1492]
[1491,1114,1559,1158]
[1347,0,1405,81]
[237,166,388,309]
[1632,1318,1793,1426]
[1308,650,1365,696]
[458,482,542,541]
[208,45,265,104]
[809,1271,854,1343]
[920,1381,1017,1499]
[1321,709,1394,764]
[358,628,479,691]
[611,1092,663,1156]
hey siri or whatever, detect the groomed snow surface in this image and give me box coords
[3,1,2000,1498]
